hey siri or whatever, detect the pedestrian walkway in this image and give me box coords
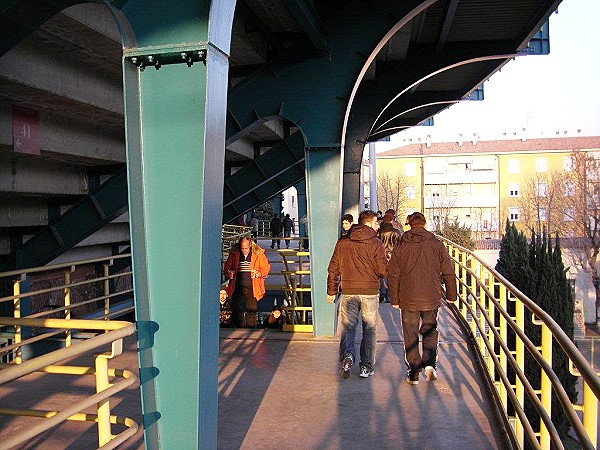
[218,302,509,450]
[0,302,509,449]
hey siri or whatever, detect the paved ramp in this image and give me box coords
[0,302,510,449]
[218,302,510,450]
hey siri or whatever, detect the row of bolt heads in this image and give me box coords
[130,50,207,70]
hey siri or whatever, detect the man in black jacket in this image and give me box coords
[269,214,281,249]
[327,210,388,380]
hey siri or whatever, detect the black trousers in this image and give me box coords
[231,285,258,327]
[400,309,439,373]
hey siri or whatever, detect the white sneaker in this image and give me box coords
[424,366,437,381]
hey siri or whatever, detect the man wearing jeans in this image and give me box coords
[327,210,388,379]
[387,212,457,384]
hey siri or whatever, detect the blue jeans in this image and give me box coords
[339,294,379,370]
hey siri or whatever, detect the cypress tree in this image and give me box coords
[497,224,577,444]
[523,230,577,442]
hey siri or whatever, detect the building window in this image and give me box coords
[565,181,575,197]
[563,156,574,172]
[538,207,547,222]
[508,159,520,174]
[536,182,547,197]
[405,163,416,177]
[405,185,416,199]
[509,183,520,197]
[535,157,548,173]
[483,219,489,230]
[564,207,575,221]
[509,207,520,221]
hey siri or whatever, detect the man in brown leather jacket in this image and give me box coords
[388,212,457,385]
[327,210,388,380]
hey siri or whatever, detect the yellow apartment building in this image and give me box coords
[375,136,600,238]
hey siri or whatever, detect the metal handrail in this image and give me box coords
[439,236,600,449]
[0,253,137,449]
[0,318,137,449]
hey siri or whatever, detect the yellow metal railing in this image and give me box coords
[0,254,137,449]
[440,237,600,450]
[278,249,312,332]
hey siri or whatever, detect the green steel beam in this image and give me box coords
[281,0,328,53]
[227,0,425,147]
[0,167,128,271]
[222,132,306,223]
[120,1,233,449]
[2,134,305,271]
[305,146,341,336]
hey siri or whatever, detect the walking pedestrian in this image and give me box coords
[387,212,457,384]
[281,213,295,248]
[327,210,388,379]
[269,214,282,249]
[340,213,353,237]
[377,210,402,303]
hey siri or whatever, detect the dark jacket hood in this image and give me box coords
[401,227,435,244]
[349,224,377,241]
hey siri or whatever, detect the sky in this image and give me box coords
[376,0,600,151]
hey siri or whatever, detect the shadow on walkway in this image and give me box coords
[0,302,510,449]
[217,303,510,450]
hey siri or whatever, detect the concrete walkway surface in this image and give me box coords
[0,303,510,449]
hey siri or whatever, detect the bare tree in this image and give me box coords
[376,169,409,214]
[517,171,563,236]
[517,151,600,324]
[553,150,600,325]
[472,206,498,239]
[424,184,458,230]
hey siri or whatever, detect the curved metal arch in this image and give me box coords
[368,100,463,139]
[227,0,432,147]
[370,53,522,135]
[371,100,463,136]
[340,0,441,148]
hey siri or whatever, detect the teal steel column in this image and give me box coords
[295,180,308,248]
[342,171,361,220]
[119,1,233,448]
[305,146,342,336]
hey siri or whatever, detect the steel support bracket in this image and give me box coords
[305,145,341,152]
[124,42,208,70]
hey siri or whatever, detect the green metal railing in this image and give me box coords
[441,237,600,450]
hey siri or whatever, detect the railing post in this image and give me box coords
[582,381,598,449]
[539,324,552,449]
[94,339,122,447]
[514,295,525,448]
[64,267,75,347]
[498,281,508,410]
[103,260,114,320]
[469,257,477,337]
[12,274,25,364]
[485,268,495,379]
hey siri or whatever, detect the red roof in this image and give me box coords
[377,136,600,157]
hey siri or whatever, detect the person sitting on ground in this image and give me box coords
[265,305,288,329]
